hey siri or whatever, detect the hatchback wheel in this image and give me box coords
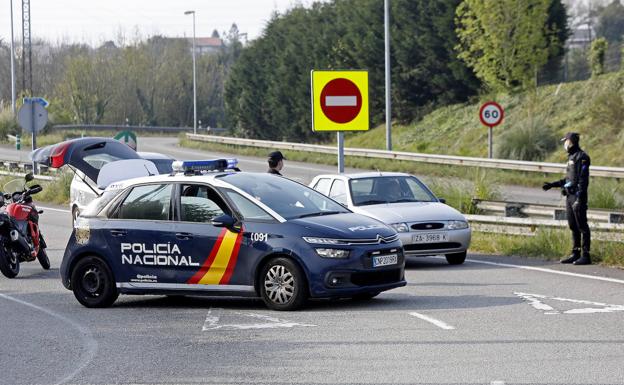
[445,251,467,265]
[260,257,307,311]
[71,256,118,308]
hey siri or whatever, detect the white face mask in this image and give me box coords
[564,140,573,151]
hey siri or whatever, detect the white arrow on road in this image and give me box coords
[515,292,624,314]
[202,308,316,331]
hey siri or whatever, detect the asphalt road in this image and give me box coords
[1,204,624,385]
[0,136,564,205]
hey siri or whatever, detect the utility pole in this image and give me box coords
[22,0,32,97]
[384,0,392,151]
[10,0,16,115]
[184,10,197,135]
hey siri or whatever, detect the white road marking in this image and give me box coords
[467,258,624,285]
[409,312,455,330]
[202,308,316,331]
[325,95,357,107]
[0,293,97,385]
[514,292,624,314]
[39,206,70,213]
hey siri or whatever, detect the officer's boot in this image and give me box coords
[560,249,580,264]
[573,251,591,265]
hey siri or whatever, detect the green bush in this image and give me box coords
[0,106,20,142]
[589,179,624,210]
[589,76,624,134]
[590,38,609,77]
[495,114,557,161]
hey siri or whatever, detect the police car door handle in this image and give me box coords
[110,230,127,237]
[175,232,193,240]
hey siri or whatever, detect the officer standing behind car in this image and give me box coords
[543,132,591,265]
[267,151,286,176]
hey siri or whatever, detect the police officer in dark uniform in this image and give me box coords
[542,132,591,265]
[267,151,286,176]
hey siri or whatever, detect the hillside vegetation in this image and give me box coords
[345,72,624,167]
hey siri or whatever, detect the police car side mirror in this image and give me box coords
[438,198,446,204]
[211,214,237,230]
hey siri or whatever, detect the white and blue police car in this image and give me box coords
[60,159,406,310]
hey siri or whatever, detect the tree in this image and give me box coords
[590,37,609,76]
[596,0,624,44]
[455,0,563,92]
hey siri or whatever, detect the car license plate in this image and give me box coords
[412,232,449,244]
[372,254,398,267]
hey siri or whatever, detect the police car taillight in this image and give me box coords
[171,159,239,174]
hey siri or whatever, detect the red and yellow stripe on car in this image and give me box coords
[188,228,244,285]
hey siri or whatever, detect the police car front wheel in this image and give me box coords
[260,257,307,311]
[71,256,119,308]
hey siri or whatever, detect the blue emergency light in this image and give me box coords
[171,158,239,174]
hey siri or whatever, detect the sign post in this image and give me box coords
[311,70,369,173]
[18,97,49,173]
[479,101,504,159]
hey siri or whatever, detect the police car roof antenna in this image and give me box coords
[68,165,102,198]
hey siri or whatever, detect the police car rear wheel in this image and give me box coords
[260,258,307,311]
[71,256,118,308]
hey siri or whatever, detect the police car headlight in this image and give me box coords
[447,220,469,230]
[315,248,350,259]
[303,237,346,245]
[390,222,409,233]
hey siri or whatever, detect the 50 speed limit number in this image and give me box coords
[479,101,504,127]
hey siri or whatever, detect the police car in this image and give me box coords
[60,159,406,310]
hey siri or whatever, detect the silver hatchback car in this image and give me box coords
[310,172,471,264]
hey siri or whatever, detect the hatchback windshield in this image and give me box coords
[219,173,350,220]
[349,176,437,206]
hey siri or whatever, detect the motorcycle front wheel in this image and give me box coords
[0,240,19,278]
[37,247,50,270]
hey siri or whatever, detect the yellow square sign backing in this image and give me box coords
[311,70,369,132]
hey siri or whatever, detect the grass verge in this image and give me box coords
[0,171,72,205]
[471,229,624,268]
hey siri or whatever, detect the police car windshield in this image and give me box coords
[81,190,122,217]
[219,173,350,220]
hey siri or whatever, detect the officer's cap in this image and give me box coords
[560,132,580,143]
[268,151,286,161]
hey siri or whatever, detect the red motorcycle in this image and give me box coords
[0,173,50,278]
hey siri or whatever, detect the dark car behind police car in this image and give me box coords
[60,159,406,310]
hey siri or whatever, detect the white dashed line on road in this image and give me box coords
[409,312,455,330]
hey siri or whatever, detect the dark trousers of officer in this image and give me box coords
[566,195,590,254]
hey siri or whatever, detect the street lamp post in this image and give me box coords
[10,0,16,115]
[184,10,197,135]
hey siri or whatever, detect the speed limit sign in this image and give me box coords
[479,101,504,159]
[479,101,504,127]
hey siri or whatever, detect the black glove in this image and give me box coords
[542,182,553,191]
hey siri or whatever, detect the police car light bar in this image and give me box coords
[171,159,239,173]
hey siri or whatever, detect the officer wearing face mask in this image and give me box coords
[542,132,591,265]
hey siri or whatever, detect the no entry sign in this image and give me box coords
[311,70,369,132]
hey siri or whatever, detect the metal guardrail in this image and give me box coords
[54,124,229,133]
[186,133,624,179]
[473,199,624,224]
[465,214,624,242]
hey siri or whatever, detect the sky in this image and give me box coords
[0,0,319,46]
